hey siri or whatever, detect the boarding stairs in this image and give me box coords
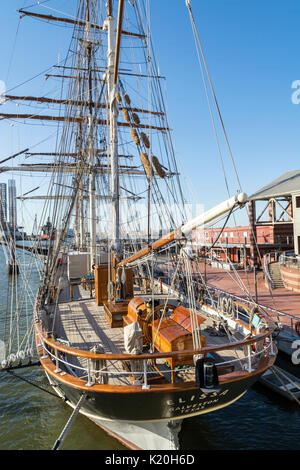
[268,262,284,289]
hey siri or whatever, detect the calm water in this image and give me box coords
[0,247,299,451]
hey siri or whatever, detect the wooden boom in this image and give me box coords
[118,192,248,267]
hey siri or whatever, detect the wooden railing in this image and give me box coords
[36,321,275,389]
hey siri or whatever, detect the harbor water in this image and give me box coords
[0,247,299,451]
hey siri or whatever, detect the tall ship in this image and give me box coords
[0,0,277,450]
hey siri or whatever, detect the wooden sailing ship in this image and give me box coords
[0,0,277,450]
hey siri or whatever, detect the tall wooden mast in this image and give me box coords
[86,0,97,268]
[106,0,124,261]
[75,53,84,250]
[106,0,118,257]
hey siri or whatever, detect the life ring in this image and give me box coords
[243,333,260,354]
[244,327,267,356]
[218,295,227,315]
[295,321,300,337]
[254,334,268,356]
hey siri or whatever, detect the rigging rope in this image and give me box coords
[270,367,300,405]
[5,369,64,400]
[185,0,281,320]
[186,0,242,192]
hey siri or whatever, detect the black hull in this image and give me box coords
[46,370,263,423]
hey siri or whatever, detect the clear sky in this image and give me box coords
[0,0,300,232]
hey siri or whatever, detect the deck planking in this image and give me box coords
[55,298,132,385]
[52,270,249,385]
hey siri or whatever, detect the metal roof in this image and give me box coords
[249,170,300,200]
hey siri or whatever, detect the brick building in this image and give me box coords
[193,170,298,268]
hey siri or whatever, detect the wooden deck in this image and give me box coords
[196,261,300,333]
[54,298,132,385]
[48,261,255,387]
[56,300,124,353]
[52,287,247,388]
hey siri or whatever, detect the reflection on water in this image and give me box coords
[181,378,299,450]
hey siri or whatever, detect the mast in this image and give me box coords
[86,0,96,268]
[105,0,123,261]
[75,54,83,250]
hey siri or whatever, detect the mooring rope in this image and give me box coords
[5,368,66,400]
[270,366,300,405]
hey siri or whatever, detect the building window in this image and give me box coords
[296,196,300,208]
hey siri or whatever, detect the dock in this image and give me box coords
[196,261,300,337]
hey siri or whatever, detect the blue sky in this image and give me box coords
[150,1,300,205]
[0,0,300,231]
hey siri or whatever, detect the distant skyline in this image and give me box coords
[0,1,300,233]
[0,179,18,228]
[0,178,20,242]
[8,179,17,228]
[0,183,7,226]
